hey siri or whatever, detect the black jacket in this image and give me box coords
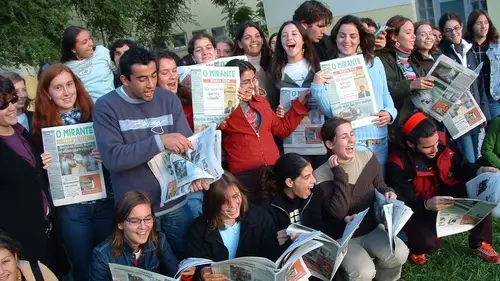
[185,204,280,262]
[314,35,334,62]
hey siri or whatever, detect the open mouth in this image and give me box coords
[346,145,354,154]
[286,42,296,53]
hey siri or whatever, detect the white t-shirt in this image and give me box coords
[283,59,311,87]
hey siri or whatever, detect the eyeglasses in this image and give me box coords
[0,94,19,110]
[444,25,462,35]
[240,77,257,88]
[125,216,154,226]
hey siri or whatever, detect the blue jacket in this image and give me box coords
[89,232,178,281]
[487,42,500,101]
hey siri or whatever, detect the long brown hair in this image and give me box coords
[385,15,413,50]
[464,9,499,43]
[111,191,159,257]
[233,22,272,72]
[202,172,249,230]
[32,64,93,149]
[321,117,351,157]
[414,21,439,54]
[330,15,375,64]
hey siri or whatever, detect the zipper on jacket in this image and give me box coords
[271,193,313,222]
[243,105,268,166]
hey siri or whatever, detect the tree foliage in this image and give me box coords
[212,0,268,37]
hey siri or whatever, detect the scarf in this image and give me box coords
[60,109,81,125]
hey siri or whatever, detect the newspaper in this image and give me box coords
[286,208,370,281]
[109,263,177,281]
[205,55,248,67]
[148,123,223,207]
[374,191,414,254]
[442,90,486,139]
[436,198,497,237]
[412,55,482,122]
[41,123,107,206]
[279,87,326,155]
[466,172,500,217]
[320,55,378,128]
[190,65,240,132]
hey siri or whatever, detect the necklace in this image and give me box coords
[17,268,22,281]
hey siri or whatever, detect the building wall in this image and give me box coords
[486,0,500,30]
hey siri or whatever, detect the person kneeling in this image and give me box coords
[386,113,500,265]
[89,191,195,280]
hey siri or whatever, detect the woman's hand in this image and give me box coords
[297,90,311,105]
[374,31,387,50]
[41,152,53,170]
[371,111,392,127]
[190,179,209,192]
[182,267,196,279]
[384,191,397,200]
[90,148,102,162]
[313,69,333,85]
[410,77,434,91]
[200,267,227,281]
[344,214,357,224]
[237,87,253,102]
[328,154,339,168]
[425,196,455,212]
[276,105,285,118]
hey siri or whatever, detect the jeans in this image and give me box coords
[156,202,193,260]
[57,199,114,281]
[356,138,388,176]
[488,98,500,119]
[456,133,480,163]
[186,191,204,219]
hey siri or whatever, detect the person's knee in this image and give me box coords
[345,260,376,281]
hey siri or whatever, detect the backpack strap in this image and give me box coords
[29,261,44,281]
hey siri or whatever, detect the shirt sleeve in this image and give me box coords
[375,58,398,123]
[310,83,334,118]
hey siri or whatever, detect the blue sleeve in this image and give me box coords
[310,83,333,118]
[93,98,164,172]
[88,248,112,281]
[376,58,398,124]
[158,233,180,277]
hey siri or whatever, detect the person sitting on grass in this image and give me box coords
[386,112,500,265]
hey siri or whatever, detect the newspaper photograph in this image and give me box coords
[148,123,223,207]
[41,123,106,206]
[411,55,481,122]
[109,263,177,281]
[280,87,326,155]
[191,65,240,132]
[442,90,486,139]
[436,198,497,237]
[320,55,378,128]
[466,172,500,217]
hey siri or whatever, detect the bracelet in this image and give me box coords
[424,200,430,210]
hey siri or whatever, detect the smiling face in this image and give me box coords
[238,26,263,57]
[47,71,78,114]
[0,248,17,281]
[326,122,356,162]
[72,30,94,60]
[409,131,440,159]
[0,95,18,129]
[193,37,216,64]
[216,41,233,58]
[219,186,242,224]
[392,20,415,51]
[415,24,435,52]
[281,23,304,62]
[286,164,316,199]
[157,58,178,94]
[13,80,27,112]
[336,23,360,57]
[269,36,277,52]
[118,203,154,251]
[444,19,462,45]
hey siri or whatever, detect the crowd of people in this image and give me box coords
[1,1,500,281]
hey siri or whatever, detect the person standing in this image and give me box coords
[7,73,33,131]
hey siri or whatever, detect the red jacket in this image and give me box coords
[221,95,308,173]
[182,104,194,132]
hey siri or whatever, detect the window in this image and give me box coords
[211,26,225,37]
[192,29,207,37]
[173,33,187,50]
[416,0,436,25]
[470,0,487,11]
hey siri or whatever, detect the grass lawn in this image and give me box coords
[401,219,500,281]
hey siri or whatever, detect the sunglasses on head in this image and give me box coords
[0,94,19,110]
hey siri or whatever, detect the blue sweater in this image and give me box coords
[311,57,397,141]
[93,86,192,212]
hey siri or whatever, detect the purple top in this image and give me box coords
[0,124,35,167]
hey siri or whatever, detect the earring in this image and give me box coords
[302,48,305,54]
[395,41,400,48]
[356,46,361,54]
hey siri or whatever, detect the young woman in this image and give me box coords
[32,64,114,281]
[413,21,438,73]
[61,26,115,102]
[464,9,500,119]
[187,33,217,64]
[314,117,408,281]
[432,25,442,48]
[0,76,67,278]
[256,153,324,245]
[7,72,33,131]
[0,231,59,281]
[269,33,278,53]
[215,35,234,58]
[185,172,280,281]
[89,191,195,281]
[220,59,309,198]
[439,13,490,162]
[378,15,433,147]
[311,15,397,171]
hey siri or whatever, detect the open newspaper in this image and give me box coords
[374,191,413,254]
[109,263,177,281]
[148,123,223,207]
[285,208,370,281]
[178,55,247,87]
[442,90,486,139]
[466,172,500,218]
[279,87,326,155]
[41,123,107,206]
[436,198,497,237]
[190,65,240,132]
[320,55,378,128]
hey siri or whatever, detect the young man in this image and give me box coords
[292,0,333,61]
[360,17,387,51]
[109,39,138,87]
[93,47,207,260]
[386,113,500,265]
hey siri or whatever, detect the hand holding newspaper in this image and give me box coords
[466,172,500,217]
[148,123,223,207]
[374,191,413,254]
[109,263,177,281]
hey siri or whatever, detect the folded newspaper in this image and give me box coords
[436,198,497,237]
[109,263,177,281]
[148,123,223,207]
[285,208,370,281]
[466,172,500,218]
[176,232,323,281]
[177,55,247,87]
[374,191,413,254]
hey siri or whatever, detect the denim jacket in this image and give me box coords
[88,232,178,281]
[487,42,500,100]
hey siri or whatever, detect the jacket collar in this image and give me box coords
[123,238,156,254]
[203,212,258,244]
[271,191,311,212]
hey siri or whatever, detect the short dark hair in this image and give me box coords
[360,17,377,29]
[188,33,216,56]
[202,172,249,230]
[464,9,499,43]
[321,117,351,156]
[226,59,256,75]
[155,50,182,68]
[109,39,138,63]
[292,0,333,26]
[0,75,16,98]
[330,15,375,64]
[438,13,463,33]
[0,230,23,259]
[61,26,87,63]
[118,47,156,80]
[405,118,437,145]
